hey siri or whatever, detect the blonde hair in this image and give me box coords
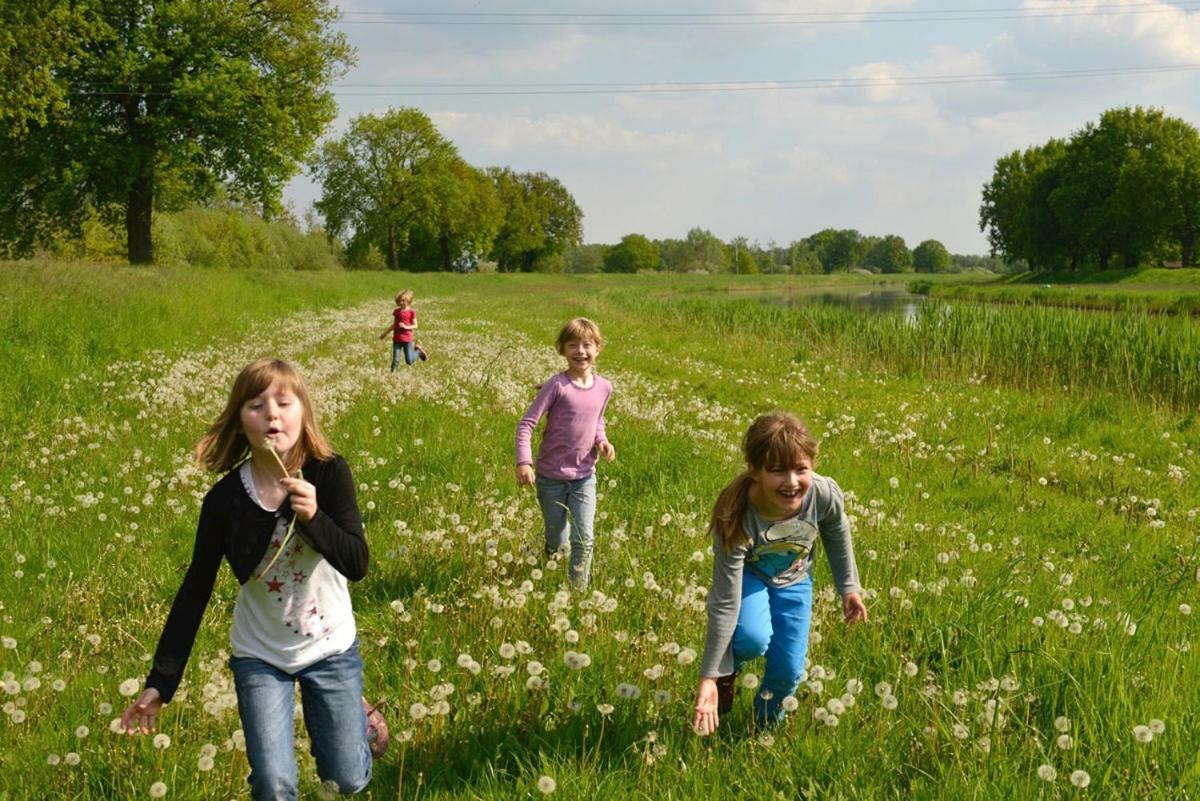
[395,290,414,306]
[556,317,604,353]
[710,412,819,553]
[194,358,332,475]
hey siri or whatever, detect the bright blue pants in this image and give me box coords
[731,572,813,726]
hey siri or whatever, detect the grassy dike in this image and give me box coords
[2,264,1198,799]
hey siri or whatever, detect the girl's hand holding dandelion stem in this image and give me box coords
[259,438,313,578]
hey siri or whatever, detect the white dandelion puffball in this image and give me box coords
[1132,725,1153,743]
[149,781,167,798]
[119,678,140,697]
[1054,716,1071,732]
[1037,764,1057,782]
[1149,718,1165,734]
[1056,734,1073,750]
[537,775,556,794]
[882,694,899,710]
[781,695,799,712]
[1070,770,1090,789]
[152,733,171,750]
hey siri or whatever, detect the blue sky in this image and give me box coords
[285,1,1200,253]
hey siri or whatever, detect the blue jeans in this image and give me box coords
[535,474,596,588]
[230,640,372,801]
[391,341,415,371]
[732,572,813,727]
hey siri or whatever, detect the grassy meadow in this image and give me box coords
[2,264,1199,799]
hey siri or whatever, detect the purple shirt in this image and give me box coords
[516,372,613,481]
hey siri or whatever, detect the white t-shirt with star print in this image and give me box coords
[229,461,357,672]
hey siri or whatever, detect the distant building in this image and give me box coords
[1162,260,1183,268]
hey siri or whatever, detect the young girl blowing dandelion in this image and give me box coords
[119,358,385,800]
[516,318,615,589]
[692,412,867,734]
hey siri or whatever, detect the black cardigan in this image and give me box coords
[146,454,367,702]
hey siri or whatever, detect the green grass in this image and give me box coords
[923,268,1200,315]
[1,265,1198,799]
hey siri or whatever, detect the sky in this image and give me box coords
[284,1,1200,254]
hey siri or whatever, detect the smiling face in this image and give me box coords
[560,337,601,379]
[239,378,305,463]
[747,457,814,521]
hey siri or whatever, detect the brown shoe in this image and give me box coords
[715,673,738,715]
[363,698,389,759]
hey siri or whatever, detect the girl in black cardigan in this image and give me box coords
[119,358,385,800]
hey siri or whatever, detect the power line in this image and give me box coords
[67,62,1200,97]
[336,1,1200,26]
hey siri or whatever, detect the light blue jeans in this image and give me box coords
[535,474,596,588]
[229,640,372,801]
[390,341,416,370]
[732,572,814,727]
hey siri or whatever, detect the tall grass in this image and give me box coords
[633,294,1200,408]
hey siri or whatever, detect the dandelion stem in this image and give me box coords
[259,438,300,580]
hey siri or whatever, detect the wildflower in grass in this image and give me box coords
[1037,764,1057,782]
[1055,716,1071,732]
[109,717,124,733]
[75,725,90,739]
[758,732,775,747]
[409,702,429,721]
[51,679,66,692]
[616,683,641,700]
[875,681,893,698]
[499,643,516,659]
[99,702,112,715]
[952,724,969,739]
[882,694,898,710]
[10,709,25,723]
[823,713,839,727]
[846,678,863,694]
[198,755,215,771]
[1056,734,1073,750]
[1180,604,1192,616]
[740,673,759,689]
[47,754,61,766]
[64,752,80,766]
[903,661,919,678]
[782,695,799,712]
[1070,770,1090,788]
[153,733,171,749]
[119,678,140,697]
[537,775,557,794]
[826,698,845,715]
[1132,724,1153,743]
[427,659,442,673]
[597,703,614,715]
[149,781,167,798]
[526,661,545,677]
[654,690,671,705]
[1149,718,1165,734]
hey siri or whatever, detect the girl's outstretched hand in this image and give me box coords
[843,592,868,624]
[516,465,535,487]
[119,688,163,734]
[598,441,616,462]
[692,678,720,736]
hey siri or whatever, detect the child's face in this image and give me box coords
[748,457,814,521]
[240,378,305,460]
[561,337,600,375]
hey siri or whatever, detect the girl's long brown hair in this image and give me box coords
[194,358,332,474]
[710,412,819,553]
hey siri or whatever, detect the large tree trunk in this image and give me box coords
[386,226,398,270]
[125,99,154,264]
[439,236,452,272]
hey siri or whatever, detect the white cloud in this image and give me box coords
[430,111,722,157]
[1020,0,1200,63]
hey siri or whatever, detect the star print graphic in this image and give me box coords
[267,577,284,592]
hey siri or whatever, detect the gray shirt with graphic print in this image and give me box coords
[699,473,863,679]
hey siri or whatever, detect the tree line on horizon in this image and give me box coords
[980,106,1200,272]
[0,1,1094,276]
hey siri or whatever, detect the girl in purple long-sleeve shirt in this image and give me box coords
[516,318,615,589]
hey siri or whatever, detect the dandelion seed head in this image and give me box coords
[537,775,556,794]
[1070,770,1090,788]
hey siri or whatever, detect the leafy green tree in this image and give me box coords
[730,236,758,274]
[603,233,659,273]
[863,234,913,273]
[565,243,606,273]
[912,239,952,273]
[980,140,1071,271]
[680,227,728,272]
[0,0,352,263]
[807,228,864,272]
[488,168,583,272]
[313,108,457,270]
[787,240,823,274]
[1160,118,1200,266]
[401,158,502,272]
[0,1,97,135]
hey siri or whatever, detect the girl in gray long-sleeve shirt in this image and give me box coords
[692,412,868,734]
